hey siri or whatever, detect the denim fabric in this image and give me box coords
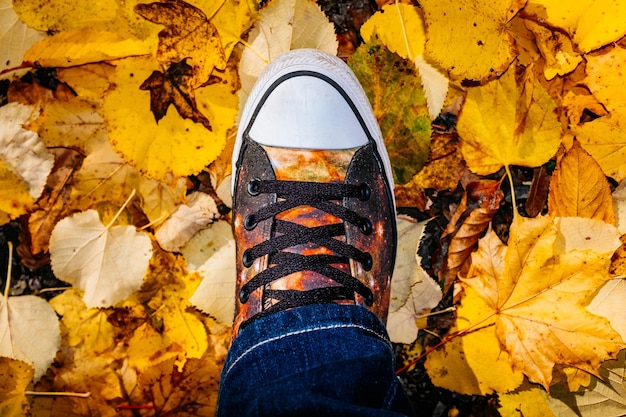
[217,304,414,416]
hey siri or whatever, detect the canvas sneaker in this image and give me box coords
[231,49,397,337]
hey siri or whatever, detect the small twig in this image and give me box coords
[25,391,91,398]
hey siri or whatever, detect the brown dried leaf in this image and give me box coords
[139,356,221,416]
[525,165,551,218]
[135,0,226,88]
[437,179,504,292]
[548,140,616,224]
[139,60,213,131]
[412,132,465,191]
[24,148,84,259]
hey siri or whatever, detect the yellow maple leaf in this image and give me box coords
[457,66,562,175]
[102,56,238,180]
[548,140,615,223]
[523,0,626,53]
[419,0,524,81]
[432,215,624,390]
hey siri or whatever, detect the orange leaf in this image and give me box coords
[548,140,616,224]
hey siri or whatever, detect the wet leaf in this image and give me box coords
[349,39,431,184]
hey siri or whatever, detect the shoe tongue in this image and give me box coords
[261,145,358,298]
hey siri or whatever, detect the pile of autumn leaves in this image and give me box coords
[3,0,626,415]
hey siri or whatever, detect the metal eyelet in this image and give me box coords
[359,219,373,235]
[362,253,373,271]
[239,287,250,303]
[242,249,254,268]
[357,183,371,201]
[364,289,374,306]
[244,214,258,230]
[247,178,262,196]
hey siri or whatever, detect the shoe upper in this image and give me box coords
[231,49,397,337]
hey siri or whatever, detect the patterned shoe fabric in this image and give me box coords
[231,49,396,337]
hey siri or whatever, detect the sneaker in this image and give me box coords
[231,49,396,337]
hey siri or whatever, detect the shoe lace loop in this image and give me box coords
[239,179,374,314]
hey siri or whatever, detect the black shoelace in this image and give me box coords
[239,178,375,318]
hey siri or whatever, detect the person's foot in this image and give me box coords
[231,49,396,337]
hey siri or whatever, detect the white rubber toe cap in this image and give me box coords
[248,75,368,149]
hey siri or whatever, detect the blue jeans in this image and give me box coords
[216,304,414,416]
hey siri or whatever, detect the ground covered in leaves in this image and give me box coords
[3,0,626,416]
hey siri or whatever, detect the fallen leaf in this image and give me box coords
[0,102,54,200]
[349,39,431,184]
[102,56,238,180]
[360,3,448,119]
[135,0,226,88]
[411,132,465,191]
[460,216,623,388]
[50,289,115,355]
[615,182,626,235]
[12,0,118,32]
[139,60,213,130]
[49,209,153,308]
[458,66,562,175]
[0,293,61,381]
[155,191,220,252]
[548,140,615,223]
[574,111,626,182]
[498,383,557,417]
[0,357,33,416]
[23,26,152,68]
[523,0,626,53]
[126,250,208,371]
[420,0,524,81]
[185,220,236,325]
[437,180,504,292]
[0,0,46,72]
[56,63,116,100]
[524,19,582,80]
[548,350,626,417]
[0,162,33,226]
[138,356,220,416]
[238,0,338,102]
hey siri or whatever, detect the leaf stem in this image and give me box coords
[505,165,519,219]
[395,0,412,60]
[105,189,137,229]
[4,242,12,299]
